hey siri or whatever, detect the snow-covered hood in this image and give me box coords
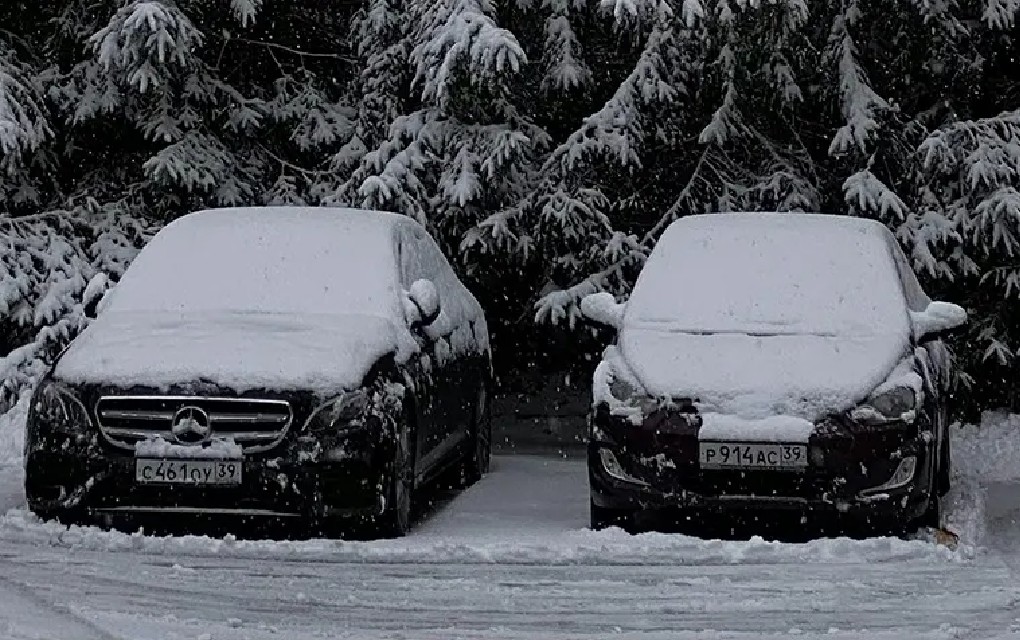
[54,311,403,394]
[618,326,909,421]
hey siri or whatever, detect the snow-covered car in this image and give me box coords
[24,207,491,538]
[582,213,967,533]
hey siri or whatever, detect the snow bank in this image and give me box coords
[942,411,1020,546]
[0,509,968,566]
[953,411,1020,483]
[0,390,28,466]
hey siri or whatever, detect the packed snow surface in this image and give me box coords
[620,213,912,419]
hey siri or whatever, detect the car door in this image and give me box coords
[396,230,440,478]
[398,225,465,474]
[886,234,951,449]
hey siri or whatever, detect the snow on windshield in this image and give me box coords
[626,213,910,338]
[103,207,402,320]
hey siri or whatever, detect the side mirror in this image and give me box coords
[579,292,625,330]
[405,279,441,328]
[911,301,967,342]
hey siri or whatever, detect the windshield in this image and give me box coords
[104,209,401,319]
[626,214,910,338]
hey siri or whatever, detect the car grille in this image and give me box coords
[95,396,293,453]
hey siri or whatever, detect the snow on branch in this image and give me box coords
[412,0,527,109]
[827,25,889,156]
[545,23,680,174]
[599,0,674,23]
[0,50,51,176]
[0,206,151,413]
[230,0,263,27]
[541,14,591,93]
[843,168,908,221]
[983,0,1020,28]
[91,1,204,93]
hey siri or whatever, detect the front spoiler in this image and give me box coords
[589,451,930,522]
[25,444,392,524]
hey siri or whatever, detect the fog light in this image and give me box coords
[809,446,825,467]
[860,456,917,497]
[598,448,648,486]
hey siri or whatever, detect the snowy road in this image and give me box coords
[0,455,1017,640]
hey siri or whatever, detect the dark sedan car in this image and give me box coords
[581,213,967,533]
[25,207,492,538]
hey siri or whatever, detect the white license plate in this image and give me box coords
[135,459,242,486]
[699,442,807,470]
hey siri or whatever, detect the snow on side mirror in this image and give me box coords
[405,278,441,328]
[580,292,625,330]
[911,301,967,342]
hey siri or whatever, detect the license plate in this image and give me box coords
[135,459,242,486]
[699,442,807,470]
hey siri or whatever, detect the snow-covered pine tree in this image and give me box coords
[533,0,817,326]
[336,0,542,273]
[0,38,54,217]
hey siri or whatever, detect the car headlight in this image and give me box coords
[303,390,373,437]
[33,381,91,432]
[852,386,917,423]
[609,377,639,402]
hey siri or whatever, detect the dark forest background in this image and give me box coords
[4,0,1020,422]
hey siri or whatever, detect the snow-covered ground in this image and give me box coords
[0,417,1016,639]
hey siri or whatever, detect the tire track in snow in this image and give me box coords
[0,561,122,640]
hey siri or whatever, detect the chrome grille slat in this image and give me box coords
[99,410,175,421]
[213,431,279,441]
[96,396,293,453]
[206,413,289,424]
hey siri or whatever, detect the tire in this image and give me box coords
[913,444,942,532]
[374,409,416,539]
[590,499,637,532]
[917,490,942,530]
[462,383,491,488]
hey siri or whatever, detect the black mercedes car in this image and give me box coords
[25,207,492,538]
[582,213,967,534]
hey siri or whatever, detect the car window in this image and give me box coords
[885,230,931,312]
[627,215,911,338]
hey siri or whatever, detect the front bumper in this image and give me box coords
[589,404,934,522]
[25,428,395,524]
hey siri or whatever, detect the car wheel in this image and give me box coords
[590,499,637,532]
[375,413,416,538]
[462,383,491,487]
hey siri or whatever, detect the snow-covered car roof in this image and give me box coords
[102,207,406,319]
[626,213,910,338]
